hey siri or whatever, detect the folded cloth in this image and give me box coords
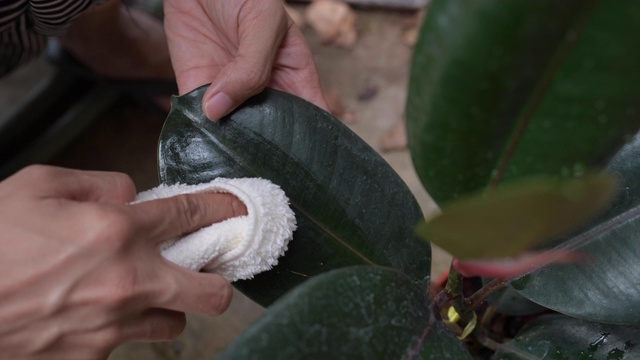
[134,178,296,282]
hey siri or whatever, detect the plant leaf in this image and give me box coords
[407,0,640,205]
[512,133,640,325]
[493,314,640,359]
[158,87,430,306]
[417,174,616,260]
[219,266,472,360]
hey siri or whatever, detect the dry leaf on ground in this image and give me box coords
[305,0,358,48]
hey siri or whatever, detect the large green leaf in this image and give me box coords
[158,87,430,306]
[493,314,640,359]
[407,0,640,205]
[512,134,640,325]
[219,266,471,359]
[417,174,616,260]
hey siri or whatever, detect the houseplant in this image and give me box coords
[158,0,640,358]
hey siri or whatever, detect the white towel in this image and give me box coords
[134,178,296,282]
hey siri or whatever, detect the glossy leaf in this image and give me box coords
[219,266,472,360]
[512,134,640,325]
[158,87,430,306]
[407,0,640,205]
[417,174,616,260]
[493,314,640,359]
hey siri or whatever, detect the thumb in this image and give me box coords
[201,59,271,121]
[202,10,289,121]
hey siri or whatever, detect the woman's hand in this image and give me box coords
[164,0,328,121]
[0,165,245,359]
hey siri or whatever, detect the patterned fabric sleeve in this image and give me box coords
[0,0,94,76]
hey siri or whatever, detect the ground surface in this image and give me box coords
[1,6,452,358]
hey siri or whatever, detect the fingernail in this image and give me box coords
[204,92,234,121]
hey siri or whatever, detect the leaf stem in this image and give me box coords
[434,263,509,348]
[467,278,508,310]
[433,263,463,317]
[445,265,464,296]
[444,264,476,325]
[475,327,501,352]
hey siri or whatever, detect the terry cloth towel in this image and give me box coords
[134,178,296,282]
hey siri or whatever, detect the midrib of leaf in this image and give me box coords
[404,310,436,359]
[293,206,377,265]
[488,0,601,190]
[504,203,640,283]
[555,203,640,253]
[200,125,379,267]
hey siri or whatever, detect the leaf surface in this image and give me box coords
[158,87,430,306]
[417,174,616,260]
[219,266,472,360]
[493,314,640,359]
[407,0,640,204]
[512,134,640,324]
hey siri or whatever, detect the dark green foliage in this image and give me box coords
[494,315,640,359]
[407,0,640,205]
[159,87,430,306]
[219,267,471,360]
[514,135,640,324]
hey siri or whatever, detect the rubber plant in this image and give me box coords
[158,0,640,358]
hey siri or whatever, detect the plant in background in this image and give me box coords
[159,0,640,358]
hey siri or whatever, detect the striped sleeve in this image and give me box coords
[0,0,95,76]
[30,0,93,35]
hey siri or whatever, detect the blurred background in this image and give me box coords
[0,1,452,357]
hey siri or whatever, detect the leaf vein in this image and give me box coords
[489,0,601,189]
[202,125,379,266]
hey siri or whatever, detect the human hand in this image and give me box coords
[164,0,328,121]
[0,166,246,359]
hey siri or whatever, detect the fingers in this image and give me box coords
[129,192,247,242]
[202,3,289,121]
[127,192,240,317]
[11,165,136,204]
[154,265,234,316]
[121,309,187,342]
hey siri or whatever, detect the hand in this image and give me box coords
[164,0,328,121]
[0,166,246,359]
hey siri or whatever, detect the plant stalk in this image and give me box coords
[445,264,476,325]
[466,278,508,310]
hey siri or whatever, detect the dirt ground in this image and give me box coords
[2,5,452,358]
